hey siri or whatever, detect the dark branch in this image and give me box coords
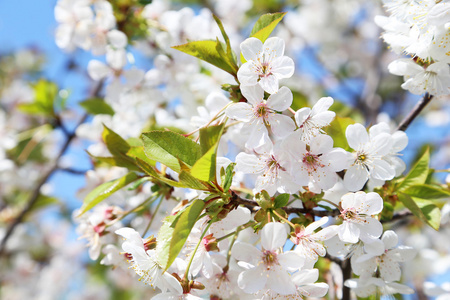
[231,191,341,217]
[0,80,103,257]
[396,93,433,132]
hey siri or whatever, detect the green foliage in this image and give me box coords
[274,193,289,209]
[324,116,356,151]
[156,214,177,270]
[135,158,188,188]
[18,79,57,117]
[173,40,238,77]
[250,12,287,43]
[222,163,236,191]
[79,172,140,215]
[402,184,450,200]
[141,131,202,173]
[397,148,430,191]
[398,193,441,230]
[27,195,59,216]
[79,98,115,116]
[166,199,205,271]
[191,124,225,182]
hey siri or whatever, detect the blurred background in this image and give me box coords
[0,0,449,299]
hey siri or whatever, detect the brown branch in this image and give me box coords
[0,80,103,257]
[230,191,341,217]
[396,92,433,131]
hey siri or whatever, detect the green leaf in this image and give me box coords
[399,193,441,230]
[79,98,115,116]
[199,124,225,154]
[191,124,225,182]
[18,79,58,116]
[250,12,287,42]
[324,116,356,151]
[222,163,235,191]
[179,171,210,190]
[166,199,205,270]
[102,125,131,157]
[274,194,289,209]
[402,184,450,200]
[79,172,140,215]
[212,14,237,70]
[190,146,217,182]
[141,131,202,173]
[397,148,429,191]
[173,40,238,76]
[156,214,177,270]
[88,152,141,171]
[28,195,59,215]
[135,158,188,188]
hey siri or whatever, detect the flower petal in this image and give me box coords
[266,86,293,111]
[225,103,253,122]
[269,114,296,138]
[381,230,398,249]
[237,61,259,86]
[240,84,264,105]
[271,56,295,79]
[259,74,279,94]
[344,165,369,191]
[240,37,263,61]
[346,123,369,151]
[261,222,288,250]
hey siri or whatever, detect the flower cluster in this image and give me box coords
[377,0,450,95]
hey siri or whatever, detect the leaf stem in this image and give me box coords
[184,220,213,279]
[142,196,164,237]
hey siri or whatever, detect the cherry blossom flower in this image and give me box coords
[226,85,295,149]
[355,230,416,281]
[294,97,336,143]
[115,227,183,294]
[292,216,338,260]
[388,59,450,96]
[232,222,304,295]
[235,140,299,196]
[238,37,295,94]
[284,133,351,193]
[336,192,383,244]
[345,276,414,297]
[344,123,395,191]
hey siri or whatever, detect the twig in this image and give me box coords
[230,191,341,217]
[0,80,103,257]
[396,93,433,132]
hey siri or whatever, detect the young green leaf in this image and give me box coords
[199,124,225,154]
[402,184,450,200]
[102,125,131,157]
[274,193,290,209]
[79,98,115,116]
[156,214,177,270]
[165,199,205,271]
[250,12,287,42]
[78,172,140,215]
[398,193,441,230]
[18,79,58,116]
[135,157,188,188]
[324,116,356,151]
[179,171,210,190]
[397,148,430,191]
[190,146,217,182]
[223,163,236,191]
[173,40,238,76]
[141,131,202,173]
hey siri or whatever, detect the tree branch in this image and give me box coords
[0,80,103,257]
[230,191,341,217]
[396,93,433,132]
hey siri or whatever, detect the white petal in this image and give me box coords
[271,56,295,79]
[87,60,111,80]
[368,122,390,138]
[261,222,288,250]
[245,123,270,150]
[292,268,319,285]
[364,238,385,256]
[357,192,383,215]
[379,258,401,282]
[311,97,334,115]
[312,225,338,241]
[236,152,263,174]
[225,103,253,122]
[322,148,351,172]
[259,74,279,94]
[370,133,392,156]
[266,86,292,111]
[238,266,267,293]
[266,265,297,295]
[370,159,395,181]
[294,107,311,126]
[344,165,369,191]
[231,242,260,265]
[107,29,128,48]
[240,84,264,106]
[338,221,360,243]
[385,282,415,294]
[304,217,329,235]
[389,246,416,262]
[278,251,304,271]
[263,37,285,58]
[309,134,334,155]
[381,230,398,249]
[269,114,296,138]
[115,227,144,248]
[346,123,369,150]
[310,111,335,127]
[237,61,259,86]
[240,37,263,61]
[358,218,383,241]
[299,283,329,297]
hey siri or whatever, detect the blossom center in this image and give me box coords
[262,250,278,268]
[302,152,324,172]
